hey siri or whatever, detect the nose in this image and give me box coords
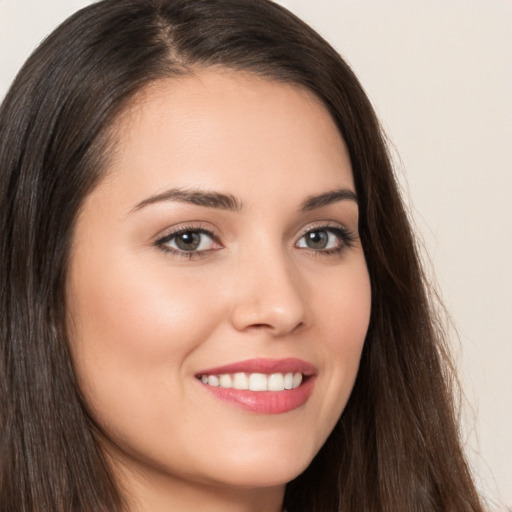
[229,249,308,337]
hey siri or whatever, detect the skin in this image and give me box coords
[66,70,371,512]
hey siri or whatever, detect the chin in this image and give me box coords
[196,438,318,489]
[207,461,310,490]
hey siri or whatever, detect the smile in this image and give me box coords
[195,358,316,414]
[198,372,303,391]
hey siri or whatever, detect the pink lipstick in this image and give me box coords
[195,358,316,414]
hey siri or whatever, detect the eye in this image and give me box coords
[155,226,220,256]
[296,225,355,254]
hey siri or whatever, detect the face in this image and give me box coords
[66,70,371,503]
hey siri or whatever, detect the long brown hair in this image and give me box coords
[0,1,483,511]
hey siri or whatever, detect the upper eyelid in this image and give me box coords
[154,221,355,241]
[298,221,344,233]
[296,221,355,239]
[154,223,219,243]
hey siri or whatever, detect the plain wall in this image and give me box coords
[1,1,511,509]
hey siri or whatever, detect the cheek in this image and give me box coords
[321,261,371,351]
[69,256,211,355]
[65,252,225,416]
[314,263,371,414]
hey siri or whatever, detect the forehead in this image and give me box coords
[102,69,353,209]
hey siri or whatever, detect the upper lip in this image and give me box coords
[196,358,317,377]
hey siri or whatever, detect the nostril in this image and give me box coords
[244,320,305,336]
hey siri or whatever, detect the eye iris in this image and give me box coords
[306,230,328,249]
[175,231,201,251]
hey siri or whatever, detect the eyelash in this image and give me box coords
[154,224,219,260]
[296,224,357,256]
[154,223,357,260]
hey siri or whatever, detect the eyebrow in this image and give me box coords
[131,186,358,213]
[299,188,358,211]
[131,188,243,213]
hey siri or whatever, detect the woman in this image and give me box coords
[0,0,484,511]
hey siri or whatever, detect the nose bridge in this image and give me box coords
[229,237,307,335]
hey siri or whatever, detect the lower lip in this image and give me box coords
[200,377,316,414]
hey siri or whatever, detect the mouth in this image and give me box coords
[195,358,316,414]
[196,371,305,391]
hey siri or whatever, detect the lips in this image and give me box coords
[195,358,317,414]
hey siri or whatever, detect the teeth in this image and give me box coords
[219,374,232,388]
[232,372,249,390]
[268,373,284,391]
[208,375,220,387]
[199,372,304,391]
[249,373,267,391]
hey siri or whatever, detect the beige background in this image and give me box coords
[1,1,511,509]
